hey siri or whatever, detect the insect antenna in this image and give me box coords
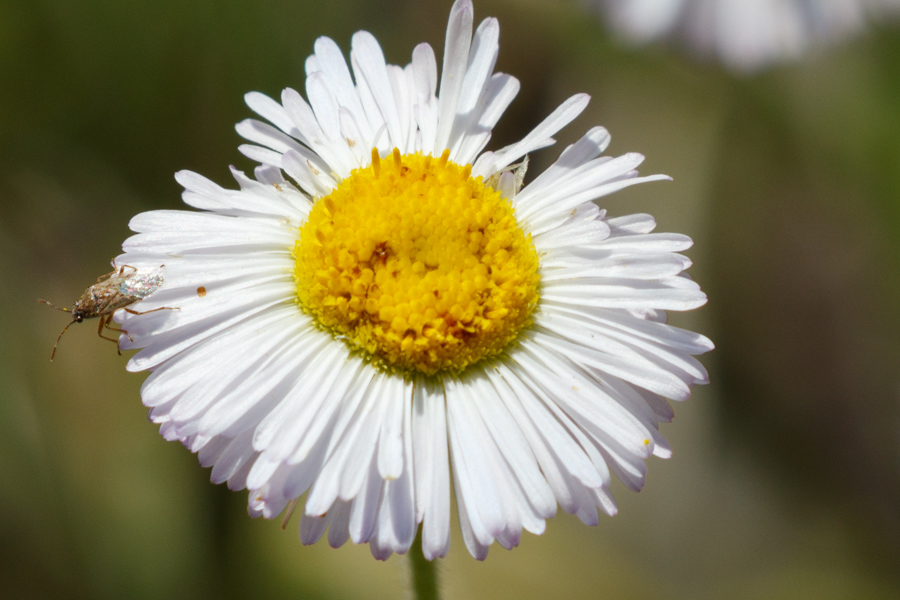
[37,299,71,313]
[50,320,77,361]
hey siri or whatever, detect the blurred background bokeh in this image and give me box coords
[2,0,899,598]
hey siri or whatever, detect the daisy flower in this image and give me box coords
[594,0,900,72]
[116,0,712,560]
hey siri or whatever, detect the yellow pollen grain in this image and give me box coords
[294,149,540,375]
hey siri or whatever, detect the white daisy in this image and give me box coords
[116,0,712,560]
[595,0,900,72]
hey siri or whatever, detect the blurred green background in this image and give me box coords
[2,0,899,598]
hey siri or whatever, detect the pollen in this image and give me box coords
[293,149,540,375]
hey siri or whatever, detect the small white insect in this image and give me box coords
[486,155,529,195]
[38,262,177,360]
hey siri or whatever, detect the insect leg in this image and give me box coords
[123,306,179,315]
[97,314,123,355]
[99,264,137,282]
[102,319,135,343]
[96,270,115,283]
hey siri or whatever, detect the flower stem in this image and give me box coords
[409,529,439,600]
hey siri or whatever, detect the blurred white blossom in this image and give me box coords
[595,0,900,72]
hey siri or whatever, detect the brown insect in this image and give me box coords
[38,263,177,360]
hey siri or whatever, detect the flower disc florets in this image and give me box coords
[294,148,540,375]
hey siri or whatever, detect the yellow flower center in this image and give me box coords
[293,149,540,375]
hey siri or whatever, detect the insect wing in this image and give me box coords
[81,267,165,316]
[117,267,165,300]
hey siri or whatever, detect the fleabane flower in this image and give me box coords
[116,0,712,560]
[595,0,900,72]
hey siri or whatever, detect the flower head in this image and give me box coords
[117,0,712,560]
[595,0,900,72]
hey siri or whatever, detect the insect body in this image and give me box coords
[38,263,176,360]
[485,155,529,194]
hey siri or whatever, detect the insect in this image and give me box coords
[485,155,529,194]
[38,263,177,361]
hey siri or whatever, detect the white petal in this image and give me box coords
[351,31,404,150]
[411,43,439,152]
[312,36,372,141]
[434,0,474,153]
[448,17,499,158]
[489,94,590,171]
[412,377,452,559]
[445,377,505,546]
[243,91,299,139]
[377,374,411,480]
[348,458,382,543]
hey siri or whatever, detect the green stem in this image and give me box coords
[409,528,439,600]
